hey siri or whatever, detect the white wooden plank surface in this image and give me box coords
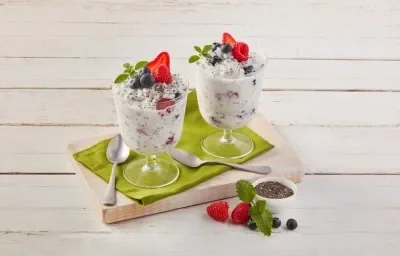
[1,126,399,174]
[2,35,399,60]
[1,90,399,126]
[0,0,399,60]
[0,0,398,38]
[2,58,400,91]
[1,175,400,255]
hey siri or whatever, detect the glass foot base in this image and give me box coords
[123,157,180,188]
[201,131,254,159]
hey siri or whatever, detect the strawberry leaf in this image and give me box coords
[235,179,256,203]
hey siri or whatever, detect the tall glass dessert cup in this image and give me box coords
[191,33,267,159]
[113,52,189,188]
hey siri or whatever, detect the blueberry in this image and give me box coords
[129,79,141,89]
[174,92,182,99]
[212,42,222,52]
[220,44,232,54]
[137,66,150,77]
[247,219,257,231]
[139,73,155,88]
[244,65,254,75]
[210,56,222,66]
[272,217,281,228]
[286,218,298,230]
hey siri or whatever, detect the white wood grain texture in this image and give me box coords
[1,17,399,38]
[2,58,400,91]
[0,0,398,37]
[1,90,399,126]
[1,126,399,174]
[0,0,399,60]
[1,35,399,60]
[1,175,400,256]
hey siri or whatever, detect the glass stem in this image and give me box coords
[144,155,158,171]
[221,129,234,143]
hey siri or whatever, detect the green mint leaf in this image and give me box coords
[203,53,212,58]
[235,179,256,203]
[123,63,130,68]
[194,46,202,53]
[188,55,200,63]
[124,68,131,73]
[202,44,212,54]
[129,70,136,77]
[249,200,273,236]
[134,61,149,70]
[253,199,266,210]
[114,73,129,84]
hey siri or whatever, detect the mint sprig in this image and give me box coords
[188,44,212,63]
[236,180,256,203]
[250,200,273,236]
[114,60,149,84]
[235,179,273,236]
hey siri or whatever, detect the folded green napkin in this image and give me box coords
[73,90,274,206]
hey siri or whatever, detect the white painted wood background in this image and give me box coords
[0,0,399,255]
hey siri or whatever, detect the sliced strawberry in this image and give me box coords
[146,52,170,73]
[156,97,174,110]
[222,32,237,45]
[231,42,249,62]
[153,64,173,84]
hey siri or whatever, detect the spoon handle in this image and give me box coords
[207,161,272,175]
[102,162,117,205]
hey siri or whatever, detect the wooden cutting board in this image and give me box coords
[68,114,304,224]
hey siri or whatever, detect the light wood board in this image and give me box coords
[68,114,304,224]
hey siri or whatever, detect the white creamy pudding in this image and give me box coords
[113,52,188,156]
[191,33,267,130]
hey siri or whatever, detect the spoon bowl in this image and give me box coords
[102,134,130,206]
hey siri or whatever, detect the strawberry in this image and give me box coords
[222,32,237,46]
[153,64,172,84]
[231,42,249,62]
[156,97,174,110]
[146,52,170,73]
[231,202,251,224]
[206,201,229,222]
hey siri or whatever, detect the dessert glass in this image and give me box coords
[195,53,267,159]
[113,84,188,188]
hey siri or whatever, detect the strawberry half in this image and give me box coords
[146,52,170,73]
[156,97,174,110]
[232,42,249,62]
[222,32,237,46]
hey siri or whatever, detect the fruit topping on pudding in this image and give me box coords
[188,32,265,78]
[113,52,187,110]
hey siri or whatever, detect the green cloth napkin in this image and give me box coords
[73,90,274,206]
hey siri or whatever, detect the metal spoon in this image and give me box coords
[102,134,130,206]
[168,148,272,175]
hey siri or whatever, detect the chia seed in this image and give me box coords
[255,181,294,199]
